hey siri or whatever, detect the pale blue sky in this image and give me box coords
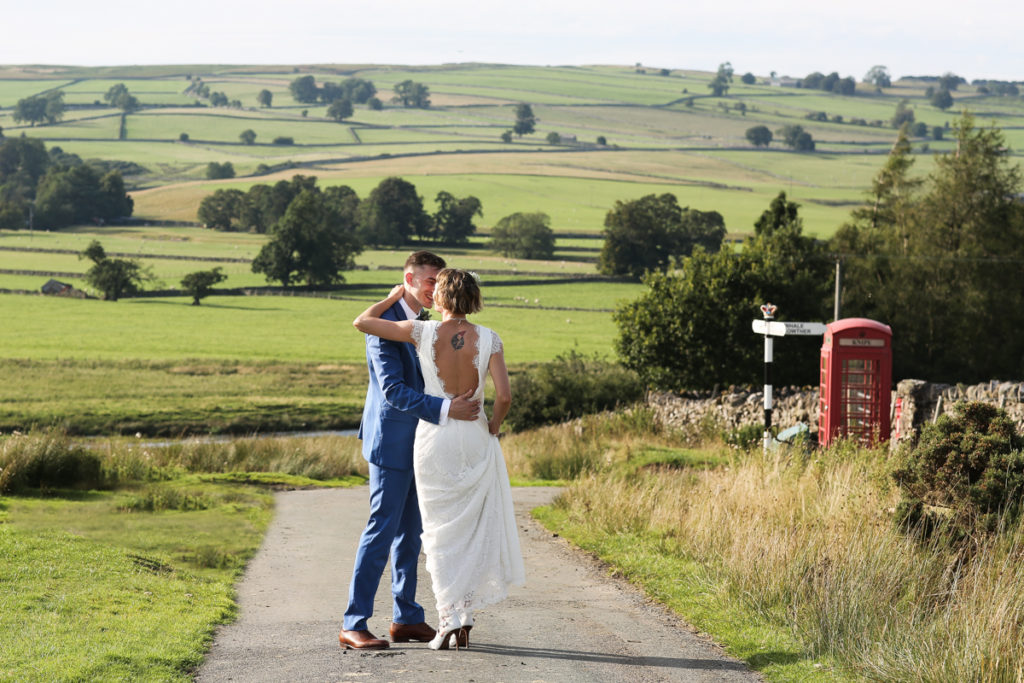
[1,0,1020,82]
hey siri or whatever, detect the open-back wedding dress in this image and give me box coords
[409,319,525,647]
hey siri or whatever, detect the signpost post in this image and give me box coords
[752,304,826,453]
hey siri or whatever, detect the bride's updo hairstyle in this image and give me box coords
[434,268,482,316]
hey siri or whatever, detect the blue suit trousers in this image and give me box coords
[343,463,426,631]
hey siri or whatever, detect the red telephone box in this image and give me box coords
[818,318,893,448]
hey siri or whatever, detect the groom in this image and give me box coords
[340,251,480,650]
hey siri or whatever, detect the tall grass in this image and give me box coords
[502,404,696,481]
[553,440,1024,680]
[0,430,366,494]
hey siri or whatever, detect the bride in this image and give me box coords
[353,268,525,650]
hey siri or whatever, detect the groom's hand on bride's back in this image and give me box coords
[448,389,481,421]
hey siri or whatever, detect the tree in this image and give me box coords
[342,77,376,104]
[614,193,829,390]
[368,96,383,110]
[546,131,561,144]
[500,130,513,143]
[181,267,227,305]
[289,75,320,103]
[80,239,149,301]
[206,161,235,180]
[740,72,756,85]
[272,136,294,145]
[103,83,139,112]
[598,194,726,280]
[864,65,892,88]
[239,129,257,145]
[252,189,362,286]
[891,99,915,128]
[0,136,49,190]
[318,82,345,104]
[197,188,246,230]
[832,114,1024,382]
[938,72,963,91]
[433,191,482,245]
[392,80,430,108]
[708,61,733,96]
[596,135,607,146]
[257,89,273,107]
[931,88,954,110]
[357,176,429,246]
[801,72,825,89]
[833,76,857,96]
[513,103,536,137]
[489,212,556,259]
[209,91,229,107]
[746,125,772,146]
[327,99,354,121]
[778,124,815,151]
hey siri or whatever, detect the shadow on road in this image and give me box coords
[467,642,752,672]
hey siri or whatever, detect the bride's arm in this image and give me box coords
[353,284,415,343]
[487,350,511,435]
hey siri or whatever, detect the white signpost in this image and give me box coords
[753,305,827,452]
[751,320,827,337]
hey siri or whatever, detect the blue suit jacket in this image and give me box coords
[357,302,443,470]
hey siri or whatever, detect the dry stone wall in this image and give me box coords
[648,379,1024,446]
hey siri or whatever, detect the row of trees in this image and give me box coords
[744,124,814,150]
[288,76,378,106]
[197,175,483,245]
[799,71,857,96]
[0,137,133,230]
[612,114,1024,389]
[12,91,65,126]
[196,174,560,288]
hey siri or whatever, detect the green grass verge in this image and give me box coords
[531,505,853,682]
[0,480,274,681]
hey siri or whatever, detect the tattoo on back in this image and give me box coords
[451,331,466,350]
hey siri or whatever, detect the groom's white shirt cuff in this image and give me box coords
[399,296,450,425]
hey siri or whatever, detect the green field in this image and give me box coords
[2,62,1023,435]
[5,63,1019,236]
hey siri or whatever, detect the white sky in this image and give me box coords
[1,0,1020,82]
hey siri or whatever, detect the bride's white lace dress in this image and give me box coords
[410,320,525,642]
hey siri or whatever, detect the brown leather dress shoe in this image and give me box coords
[389,621,437,643]
[339,629,389,650]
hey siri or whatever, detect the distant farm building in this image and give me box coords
[41,279,88,299]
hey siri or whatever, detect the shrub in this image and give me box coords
[891,401,1024,540]
[272,136,294,145]
[505,350,643,431]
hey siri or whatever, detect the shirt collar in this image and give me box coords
[398,296,419,321]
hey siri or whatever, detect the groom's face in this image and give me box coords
[405,265,441,309]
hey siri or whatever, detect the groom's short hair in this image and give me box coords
[404,251,446,272]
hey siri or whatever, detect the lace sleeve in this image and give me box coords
[410,319,425,350]
[492,331,503,355]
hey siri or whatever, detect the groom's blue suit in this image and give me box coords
[344,301,444,632]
